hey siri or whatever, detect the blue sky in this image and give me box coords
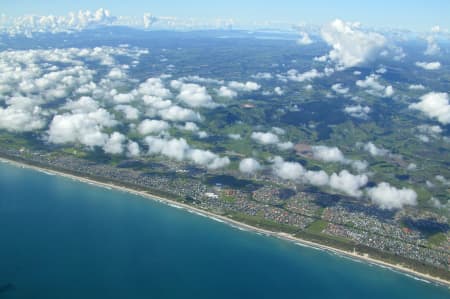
[3,0,449,31]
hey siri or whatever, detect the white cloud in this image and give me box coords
[277,141,294,151]
[126,141,141,157]
[363,142,389,157]
[321,19,386,69]
[251,132,280,145]
[108,67,127,80]
[228,133,241,140]
[252,72,272,80]
[145,136,189,161]
[329,170,368,197]
[409,92,450,125]
[175,82,216,108]
[179,75,224,85]
[47,108,116,148]
[63,96,99,113]
[228,81,261,92]
[312,145,346,163]
[409,84,425,90]
[0,8,117,36]
[114,105,139,120]
[272,157,305,181]
[367,182,417,210]
[297,32,313,45]
[0,98,45,132]
[113,92,136,104]
[271,127,285,135]
[356,74,385,90]
[139,78,172,98]
[274,87,284,96]
[216,86,237,99]
[344,105,371,119]
[179,122,199,132]
[271,157,367,195]
[415,61,441,70]
[285,69,323,82]
[158,105,201,122]
[424,36,440,56]
[417,124,442,137]
[239,158,262,174]
[303,170,329,186]
[385,85,394,97]
[143,13,158,29]
[356,74,393,97]
[103,132,126,154]
[137,119,170,135]
[144,136,229,169]
[331,83,349,94]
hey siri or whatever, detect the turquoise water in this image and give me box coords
[0,162,448,298]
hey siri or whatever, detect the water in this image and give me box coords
[0,162,448,298]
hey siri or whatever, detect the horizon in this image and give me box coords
[1,1,449,32]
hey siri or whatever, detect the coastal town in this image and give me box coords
[2,145,448,278]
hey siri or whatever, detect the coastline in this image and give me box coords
[1,156,449,288]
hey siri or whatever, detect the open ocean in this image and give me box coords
[0,162,448,298]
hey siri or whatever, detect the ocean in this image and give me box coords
[0,162,448,298]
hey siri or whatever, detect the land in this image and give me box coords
[0,29,449,288]
[1,152,449,287]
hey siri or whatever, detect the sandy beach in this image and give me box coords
[1,156,449,288]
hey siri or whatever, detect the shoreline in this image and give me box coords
[1,156,449,288]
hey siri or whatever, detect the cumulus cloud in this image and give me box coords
[311,145,367,172]
[251,132,282,146]
[297,32,313,45]
[108,67,127,80]
[112,92,136,104]
[417,125,442,141]
[409,92,450,125]
[332,83,349,94]
[0,97,46,132]
[277,142,294,151]
[424,36,440,56]
[174,82,216,108]
[274,87,284,96]
[126,141,140,157]
[114,105,139,120]
[363,142,390,157]
[216,86,238,99]
[139,78,172,98]
[144,136,230,169]
[344,105,371,119]
[239,158,262,174]
[228,81,261,92]
[367,182,417,210]
[179,122,199,132]
[272,157,305,181]
[356,74,394,97]
[329,170,368,197]
[312,145,346,163]
[0,8,117,36]
[285,69,323,82]
[320,19,386,69]
[409,84,425,90]
[228,133,241,140]
[271,157,367,196]
[179,75,224,85]
[252,72,272,80]
[103,132,126,154]
[137,119,170,135]
[415,61,441,70]
[47,108,116,148]
[158,105,201,122]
